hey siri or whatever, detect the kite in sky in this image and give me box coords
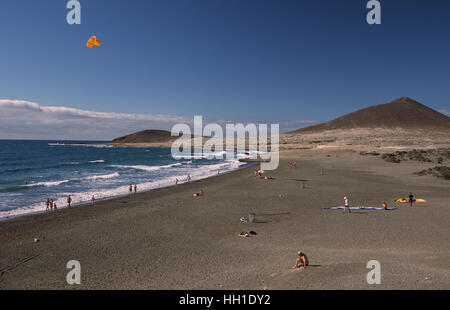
[86,36,101,48]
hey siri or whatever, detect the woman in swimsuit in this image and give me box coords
[294,252,309,269]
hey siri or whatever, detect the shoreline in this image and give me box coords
[0,161,256,223]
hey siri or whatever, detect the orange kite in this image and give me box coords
[86,36,101,48]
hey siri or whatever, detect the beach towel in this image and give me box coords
[395,198,426,203]
[323,206,397,210]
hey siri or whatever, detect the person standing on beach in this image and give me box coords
[67,195,72,208]
[134,184,137,194]
[129,185,133,194]
[175,178,179,185]
[91,195,95,206]
[408,192,414,206]
[187,174,191,182]
[45,198,50,212]
[344,196,351,213]
[53,202,57,212]
[49,199,54,213]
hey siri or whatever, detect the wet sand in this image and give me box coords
[1,149,449,289]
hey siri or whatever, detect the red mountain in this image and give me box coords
[290,97,450,133]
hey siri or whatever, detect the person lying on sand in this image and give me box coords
[293,251,309,269]
[193,189,204,197]
[237,231,257,238]
[264,176,274,180]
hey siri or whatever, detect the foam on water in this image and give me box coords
[48,143,113,148]
[85,172,120,180]
[112,162,183,172]
[22,172,120,187]
[24,179,72,187]
[0,158,246,220]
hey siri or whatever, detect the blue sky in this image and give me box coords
[0,0,449,139]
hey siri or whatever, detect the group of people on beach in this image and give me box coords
[175,174,192,185]
[342,192,415,213]
[129,184,137,194]
[44,184,141,213]
[45,198,57,212]
[343,196,388,212]
[45,194,88,212]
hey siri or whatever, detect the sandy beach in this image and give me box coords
[1,149,449,290]
[3,0,450,294]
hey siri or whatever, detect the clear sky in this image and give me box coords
[0,0,449,139]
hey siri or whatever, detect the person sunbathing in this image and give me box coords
[237,231,256,238]
[193,189,204,197]
[293,252,309,269]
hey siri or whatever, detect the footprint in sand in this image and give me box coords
[270,268,303,278]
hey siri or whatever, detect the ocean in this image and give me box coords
[0,140,248,220]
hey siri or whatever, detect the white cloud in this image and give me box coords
[438,108,450,117]
[0,99,315,140]
[276,119,317,132]
[0,99,193,140]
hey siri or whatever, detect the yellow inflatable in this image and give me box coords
[395,198,426,203]
[86,36,101,48]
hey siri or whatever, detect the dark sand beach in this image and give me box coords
[1,149,449,289]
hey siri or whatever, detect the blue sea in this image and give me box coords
[0,140,247,220]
